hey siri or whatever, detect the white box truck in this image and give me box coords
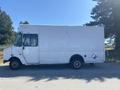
[3,25,105,70]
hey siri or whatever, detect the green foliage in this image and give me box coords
[87,0,120,59]
[0,9,15,45]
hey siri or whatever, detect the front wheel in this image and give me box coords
[9,60,21,70]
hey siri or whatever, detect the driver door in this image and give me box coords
[22,34,39,64]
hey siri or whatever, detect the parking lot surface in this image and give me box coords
[0,63,120,90]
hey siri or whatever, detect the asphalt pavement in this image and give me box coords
[0,63,120,90]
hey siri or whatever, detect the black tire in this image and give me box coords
[70,59,83,69]
[9,59,21,70]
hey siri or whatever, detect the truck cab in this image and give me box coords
[4,32,39,69]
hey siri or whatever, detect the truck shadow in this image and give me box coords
[0,63,120,82]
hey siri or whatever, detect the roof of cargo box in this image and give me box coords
[19,24,84,28]
[19,24,102,27]
[18,24,104,32]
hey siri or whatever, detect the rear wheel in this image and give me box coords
[9,59,21,70]
[70,59,83,69]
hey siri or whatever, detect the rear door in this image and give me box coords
[22,34,39,64]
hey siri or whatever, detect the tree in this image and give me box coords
[0,9,15,45]
[19,21,29,24]
[86,0,120,59]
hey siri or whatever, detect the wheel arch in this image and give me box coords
[9,57,22,64]
[70,54,85,63]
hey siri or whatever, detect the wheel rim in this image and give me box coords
[11,61,19,69]
[73,60,81,68]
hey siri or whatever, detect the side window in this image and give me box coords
[23,34,38,47]
[31,34,38,46]
[14,33,22,47]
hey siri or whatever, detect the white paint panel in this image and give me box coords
[9,25,105,65]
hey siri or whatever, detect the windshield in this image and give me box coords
[14,33,22,47]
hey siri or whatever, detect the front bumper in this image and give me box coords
[3,60,10,63]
